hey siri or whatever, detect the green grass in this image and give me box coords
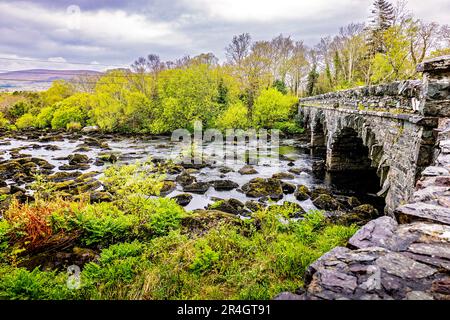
[0,162,358,300]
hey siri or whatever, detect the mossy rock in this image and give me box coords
[171,193,193,206]
[312,194,342,211]
[310,187,332,200]
[241,178,283,200]
[68,154,89,165]
[272,172,295,180]
[238,165,258,175]
[328,204,379,226]
[207,198,246,215]
[209,180,239,191]
[160,180,177,195]
[295,185,310,201]
[176,172,197,187]
[281,181,296,194]
[245,200,265,212]
[47,171,82,182]
[183,182,210,194]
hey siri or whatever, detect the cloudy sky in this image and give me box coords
[0,0,449,71]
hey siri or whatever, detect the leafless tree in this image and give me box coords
[225,33,252,67]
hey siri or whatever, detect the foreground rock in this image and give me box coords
[207,199,247,215]
[295,217,450,300]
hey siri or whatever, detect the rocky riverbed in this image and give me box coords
[0,129,384,224]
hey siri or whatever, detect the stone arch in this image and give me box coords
[325,114,392,200]
[310,110,327,150]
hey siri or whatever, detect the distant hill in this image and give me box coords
[0,69,102,91]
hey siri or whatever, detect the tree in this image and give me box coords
[252,88,297,128]
[367,0,395,55]
[306,64,319,96]
[225,33,252,67]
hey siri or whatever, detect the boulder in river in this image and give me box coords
[81,125,100,133]
[171,193,193,206]
[238,165,258,175]
[176,172,197,187]
[209,180,239,191]
[68,154,90,165]
[272,172,295,180]
[183,181,210,194]
[281,181,296,194]
[295,185,311,201]
[241,178,284,200]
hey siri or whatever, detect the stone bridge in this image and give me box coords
[298,56,450,215]
[275,56,450,300]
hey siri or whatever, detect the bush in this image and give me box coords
[253,88,298,128]
[0,112,10,129]
[51,106,86,129]
[66,122,82,131]
[75,202,139,246]
[273,121,304,134]
[15,113,36,129]
[0,265,74,300]
[215,101,249,130]
[35,107,54,128]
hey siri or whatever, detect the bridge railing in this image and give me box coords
[299,55,450,118]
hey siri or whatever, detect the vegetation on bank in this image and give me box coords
[0,160,357,300]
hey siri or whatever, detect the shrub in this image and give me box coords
[0,266,74,300]
[51,106,86,129]
[66,121,82,131]
[35,107,54,128]
[75,202,139,246]
[0,112,10,128]
[137,198,184,237]
[273,121,304,134]
[15,113,36,129]
[215,101,249,130]
[253,88,298,128]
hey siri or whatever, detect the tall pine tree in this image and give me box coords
[367,0,395,55]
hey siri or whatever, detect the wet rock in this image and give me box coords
[331,204,380,226]
[185,168,198,175]
[245,200,265,212]
[238,165,258,175]
[176,172,197,187]
[97,153,118,164]
[288,168,303,175]
[171,193,193,206]
[47,171,82,182]
[207,198,246,215]
[160,180,176,196]
[39,134,64,142]
[68,154,89,165]
[183,182,210,194]
[310,187,332,200]
[218,166,234,174]
[241,178,283,200]
[209,180,239,191]
[44,145,61,151]
[281,181,296,194]
[79,137,109,149]
[272,172,295,180]
[312,194,342,211]
[74,146,92,153]
[59,164,90,171]
[81,125,99,133]
[295,185,310,201]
